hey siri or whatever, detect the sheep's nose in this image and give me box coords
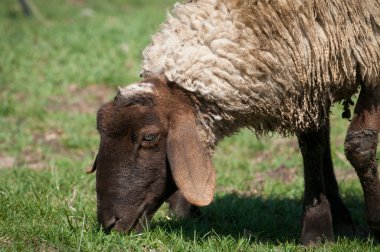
[102,216,119,232]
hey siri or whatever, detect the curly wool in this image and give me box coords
[142,0,380,149]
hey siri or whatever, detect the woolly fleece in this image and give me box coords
[141,0,380,149]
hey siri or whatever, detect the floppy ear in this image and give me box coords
[167,111,216,206]
[86,154,98,174]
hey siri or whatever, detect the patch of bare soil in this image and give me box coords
[0,155,15,169]
[0,152,46,171]
[334,168,357,181]
[266,165,297,183]
[67,0,86,5]
[16,129,67,170]
[16,147,46,170]
[250,138,299,166]
[250,165,297,193]
[33,129,64,152]
[48,84,115,114]
[2,128,84,171]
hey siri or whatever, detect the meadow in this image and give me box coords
[0,0,379,251]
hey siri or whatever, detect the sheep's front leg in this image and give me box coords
[345,85,380,238]
[166,190,201,218]
[322,120,355,236]
[298,129,334,245]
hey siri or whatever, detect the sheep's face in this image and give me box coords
[90,77,215,233]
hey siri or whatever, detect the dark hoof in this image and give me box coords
[301,198,334,246]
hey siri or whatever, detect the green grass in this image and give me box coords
[0,0,378,251]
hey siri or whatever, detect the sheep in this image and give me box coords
[89,0,380,245]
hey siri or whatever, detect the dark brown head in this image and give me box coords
[88,76,215,233]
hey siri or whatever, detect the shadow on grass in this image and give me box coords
[155,193,368,244]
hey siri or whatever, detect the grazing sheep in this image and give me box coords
[90,0,380,245]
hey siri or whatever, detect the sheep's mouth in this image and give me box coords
[113,207,152,233]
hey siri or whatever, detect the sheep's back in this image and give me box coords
[142,0,380,137]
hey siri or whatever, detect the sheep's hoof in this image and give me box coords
[301,198,334,246]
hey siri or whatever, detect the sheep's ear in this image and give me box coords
[166,111,216,206]
[87,154,98,174]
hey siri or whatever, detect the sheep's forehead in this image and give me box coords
[118,82,154,99]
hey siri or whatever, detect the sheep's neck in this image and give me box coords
[189,94,245,155]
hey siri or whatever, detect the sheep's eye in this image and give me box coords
[141,133,160,148]
[143,133,159,142]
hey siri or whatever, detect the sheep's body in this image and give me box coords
[142,0,380,150]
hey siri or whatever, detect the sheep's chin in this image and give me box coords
[113,208,153,234]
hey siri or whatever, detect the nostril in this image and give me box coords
[103,216,119,233]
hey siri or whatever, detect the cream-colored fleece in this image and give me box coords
[141,0,380,150]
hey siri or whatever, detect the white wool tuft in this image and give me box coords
[142,0,380,149]
[118,83,154,99]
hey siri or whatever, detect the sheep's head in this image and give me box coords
[89,77,215,233]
